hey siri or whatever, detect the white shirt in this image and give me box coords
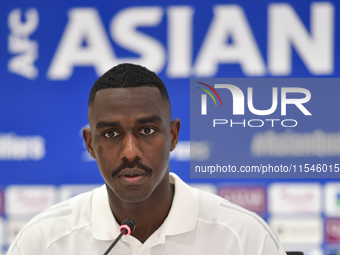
[7,173,286,255]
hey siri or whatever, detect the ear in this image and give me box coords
[170,118,181,151]
[83,127,96,159]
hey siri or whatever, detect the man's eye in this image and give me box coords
[140,128,155,135]
[104,130,119,138]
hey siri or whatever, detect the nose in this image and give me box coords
[120,132,142,162]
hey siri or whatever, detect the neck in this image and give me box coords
[106,176,175,243]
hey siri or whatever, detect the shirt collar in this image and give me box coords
[92,173,198,241]
[92,185,120,240]
[161,173,198,236]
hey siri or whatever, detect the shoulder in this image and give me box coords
[192,188,284,253]
[194,188,272,235]
[7,187,101,254]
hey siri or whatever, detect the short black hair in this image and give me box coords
[88,63,170,107]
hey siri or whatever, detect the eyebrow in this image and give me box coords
[136,115,162,125]
[96,121,120,129]
[95,115,162,129]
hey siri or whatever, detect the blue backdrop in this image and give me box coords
[1,0,339,254]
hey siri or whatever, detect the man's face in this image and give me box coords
[83,87,180,203]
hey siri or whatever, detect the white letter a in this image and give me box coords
[47,8,116,80]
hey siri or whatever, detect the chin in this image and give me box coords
[114,187,153,203]
[118,194,151,203]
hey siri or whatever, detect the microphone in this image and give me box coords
[103,218,136,255]
[119,218,136,236]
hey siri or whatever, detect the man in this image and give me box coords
[7,63,286,254]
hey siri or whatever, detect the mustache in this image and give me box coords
[111,160,153,177]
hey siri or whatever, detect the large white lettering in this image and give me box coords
[268,2,334,75]
[45,2,335,80]
[194,5,265,76]
[166,6,194,77]
[47,8,115,80]
[110,7,165,74]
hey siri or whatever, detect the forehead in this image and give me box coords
[89,87,169,126]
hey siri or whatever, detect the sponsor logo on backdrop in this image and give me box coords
[5,186,56,216]
[7,3,335,80]
[268,183,321,214]
[197,82,311,128]
[325,183,340,216]
[0,132,45,161]
[269,217,323,245]
[218,186,266,214]
[326,219,340,244]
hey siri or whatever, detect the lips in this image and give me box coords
[118,168,147,177]
[117,168,148,184]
